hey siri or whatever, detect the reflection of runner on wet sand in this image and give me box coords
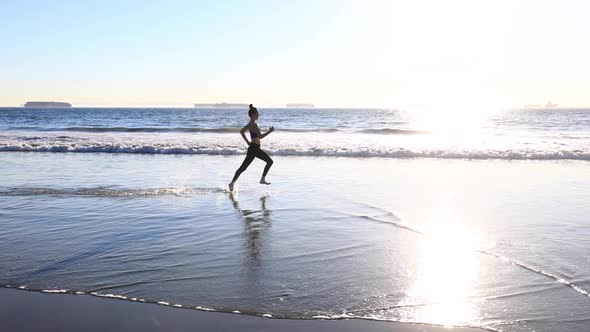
[229,192,271,268]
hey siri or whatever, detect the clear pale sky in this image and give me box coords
[1,0,589,108]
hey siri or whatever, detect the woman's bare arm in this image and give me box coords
[254,123,274,139]
[240,125,250,145]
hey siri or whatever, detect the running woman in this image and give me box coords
[229,104,274,191]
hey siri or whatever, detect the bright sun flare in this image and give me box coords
[409,103,497,138]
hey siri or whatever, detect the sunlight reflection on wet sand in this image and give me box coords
[399,198,483,327]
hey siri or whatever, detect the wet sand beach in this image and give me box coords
[1,153,589,331]
[0,287,482,332]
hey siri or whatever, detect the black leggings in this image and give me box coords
[231,144,273,182]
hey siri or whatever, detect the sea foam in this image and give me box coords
[1,142,588,160]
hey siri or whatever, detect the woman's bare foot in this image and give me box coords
[229,182,235,191]
[260,178,271,185]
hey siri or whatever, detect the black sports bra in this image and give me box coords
[249,123,259,139]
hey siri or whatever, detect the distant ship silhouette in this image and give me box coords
[525,101,559,109]
[194,102,248,108]
[24,101,72,108]
[544,101,558,108]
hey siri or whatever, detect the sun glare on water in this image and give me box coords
[399,197,483,327]
[408,103,499,144]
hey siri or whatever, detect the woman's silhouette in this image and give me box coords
[229,104,274,191]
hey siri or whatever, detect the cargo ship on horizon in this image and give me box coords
[194,102,248,109]
[524,101,559,109]
[24,101,72,108]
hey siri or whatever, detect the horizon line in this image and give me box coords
[2,104,590,110]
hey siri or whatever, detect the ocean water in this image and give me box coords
[0,107,589,159]
[1,107,589,331]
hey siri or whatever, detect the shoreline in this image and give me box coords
[0,287,484,332]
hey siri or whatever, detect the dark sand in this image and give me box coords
[0,288,482,332]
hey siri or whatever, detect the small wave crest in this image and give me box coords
[0,186,227,197]
[7,126,343,134]
[357,128,431,135]
[7,126,431,135]
[1,286,496,331]
[1,143,589,160]
[10,126,243,133]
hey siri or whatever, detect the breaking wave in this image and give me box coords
[0,143,588,160]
